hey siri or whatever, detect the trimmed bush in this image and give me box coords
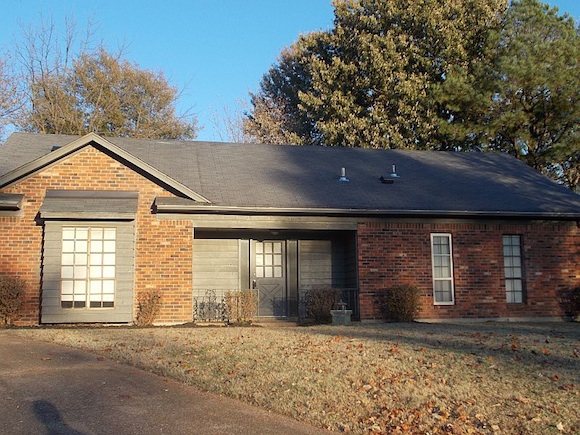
[379,284,420,322]
[224,290,258,324]
[135,291,162,326]
[0,274,26,325]
[304,287,340,324]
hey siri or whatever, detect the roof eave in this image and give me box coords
[154,202,580,220]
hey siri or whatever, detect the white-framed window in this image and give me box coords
[61,227,116,309]
[503,235,524,303]
[255,241,284,278]
[431,233,454,305]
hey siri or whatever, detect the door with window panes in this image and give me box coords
[252,240,287,317]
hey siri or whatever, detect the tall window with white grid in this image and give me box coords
[60,227,116,309]
[503,235,524,303]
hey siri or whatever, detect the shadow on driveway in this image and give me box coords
[33,400,85,435]
[0,333,329,435]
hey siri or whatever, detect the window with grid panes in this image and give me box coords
[430,234,455,304]
[255,241,283,278]
[61,227,116,308]
[503,235,524,303]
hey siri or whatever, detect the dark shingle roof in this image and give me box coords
[1,132,579,217]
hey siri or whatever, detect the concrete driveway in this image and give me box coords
[0,333,330,435]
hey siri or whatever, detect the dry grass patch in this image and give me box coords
[8,322,580,434]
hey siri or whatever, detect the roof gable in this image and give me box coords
[0,133,210,203]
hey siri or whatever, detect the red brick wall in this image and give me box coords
[358,221,580,320]
[0,146,193,325]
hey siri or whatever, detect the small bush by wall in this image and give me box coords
[224,290,258,324]
[135,291,162,326]
[0,274,26,326]
[304,287,340,324]
[379,284,420,322]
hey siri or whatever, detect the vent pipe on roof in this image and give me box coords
[339,167,349,182]
[379,163,399,184]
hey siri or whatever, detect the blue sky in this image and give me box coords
[1,0,578,141]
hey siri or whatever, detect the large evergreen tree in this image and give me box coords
[245,0,507,148]
[439,0,580,191]
[246,0,578,191]
[244,38,322,145]
[493,0,579,191]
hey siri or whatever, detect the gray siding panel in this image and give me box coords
[239,239,250,290]
[193,239,240,295]
[287,240,299,317]
[299,239,346,290]
[41,221,135,323]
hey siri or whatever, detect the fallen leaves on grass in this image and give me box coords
[8,322,580,434]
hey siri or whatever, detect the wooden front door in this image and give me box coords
[253,240,287,317]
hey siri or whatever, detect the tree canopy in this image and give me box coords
[245,0,507,148]
[439,0,580,191]
[6,18,197,140]
[0,56,19,138]
[244,39,322,145]
[245,0,579,191]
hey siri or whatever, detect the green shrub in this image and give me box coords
[304,287,340,324]
[0,274,26,325]
[135,291,162,326]
[224,290,258,324]
[379,284,420,322]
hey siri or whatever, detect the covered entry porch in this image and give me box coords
[192,229,358,320]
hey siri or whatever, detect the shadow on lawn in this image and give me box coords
[308,321,580,382]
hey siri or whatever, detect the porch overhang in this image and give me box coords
[154,197,580,220]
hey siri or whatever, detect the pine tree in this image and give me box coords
[439,0,580,191]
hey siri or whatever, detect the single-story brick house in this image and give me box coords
[0,132,579,324]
